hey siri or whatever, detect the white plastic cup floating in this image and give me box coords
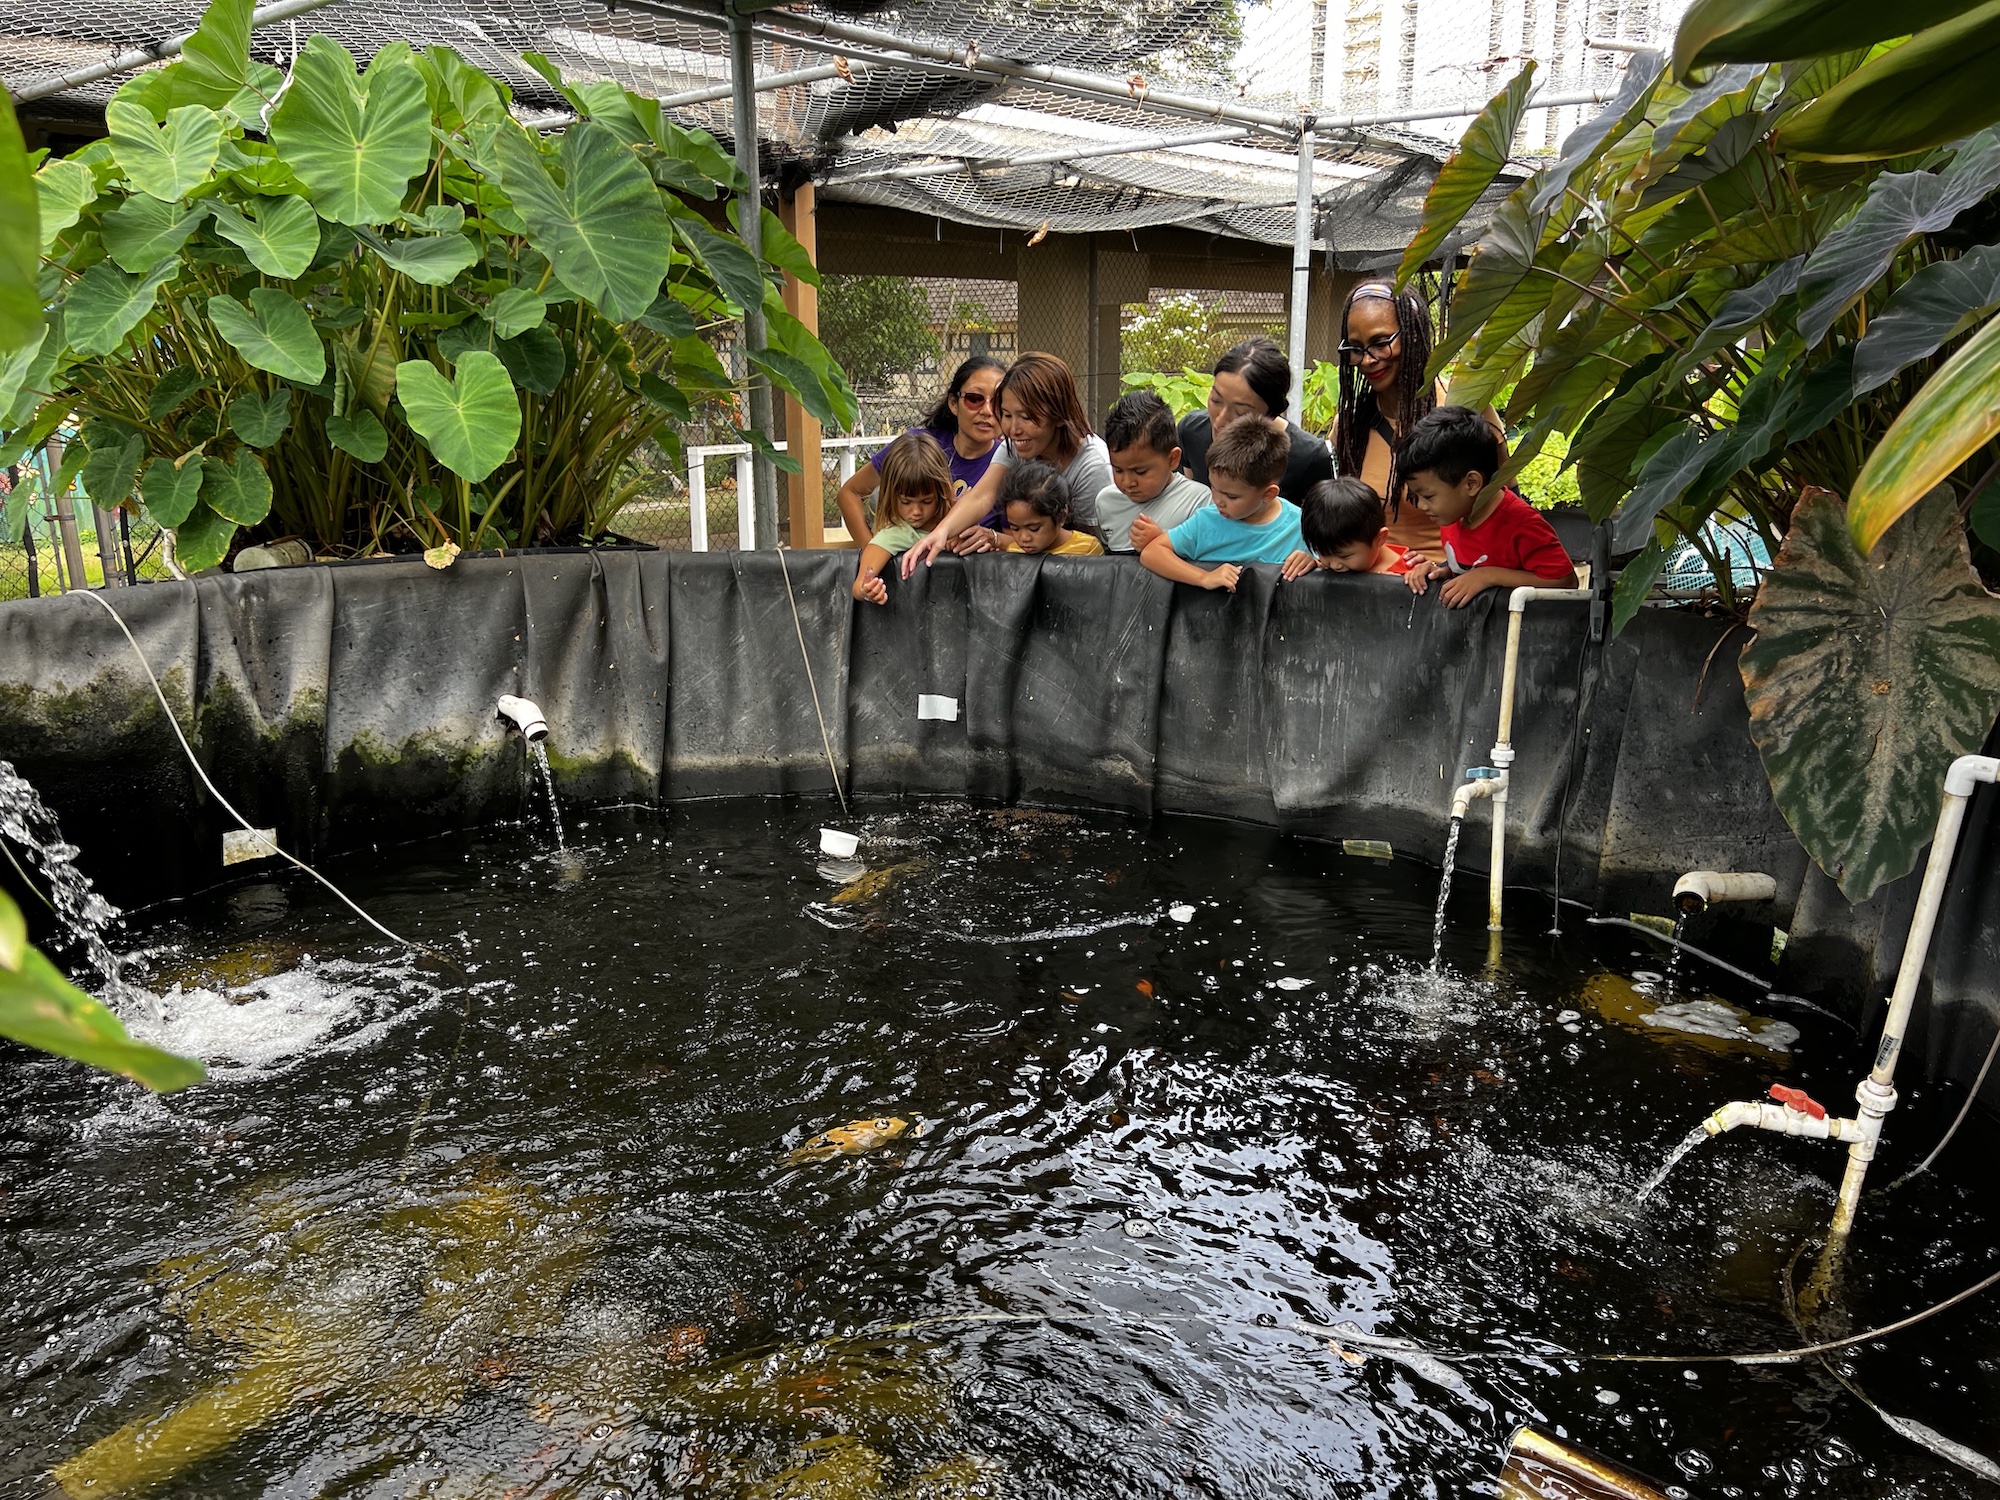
[819,828,860,859]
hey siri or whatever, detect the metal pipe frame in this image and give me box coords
[818,123,1252,188]
[8,0,339,102]
[726,6,778,551]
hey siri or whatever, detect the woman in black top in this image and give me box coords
[1175,337,1333,500]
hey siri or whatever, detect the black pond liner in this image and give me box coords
[0,549,1996,1100]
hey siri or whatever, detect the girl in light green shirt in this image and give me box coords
[853,433,955,606]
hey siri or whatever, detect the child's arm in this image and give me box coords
[1280,549,1316,581]
[1436,562,1579,608]
[1141,533,1241,592]
[852,544,895,605]
[1129,513,1165,553]
[836,461,881,544]
[1404,553,1439,594]
[901,464,1005,576]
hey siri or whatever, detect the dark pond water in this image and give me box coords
[4,798,1999,1499]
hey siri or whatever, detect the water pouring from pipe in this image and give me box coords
[0,758,134,1009]
[1432,770,1503,974]
[496,697,565,852]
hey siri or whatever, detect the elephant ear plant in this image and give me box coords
[1397,32,2000,905]
[5,0,857,568]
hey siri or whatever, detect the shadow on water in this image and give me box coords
[3,798,1999,1498]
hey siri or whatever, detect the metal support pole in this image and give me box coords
[1287,121,1316,420]
[93,504,127,587]
[728,5,779,552]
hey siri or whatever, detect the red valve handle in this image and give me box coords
[1769,1084,1827,1120]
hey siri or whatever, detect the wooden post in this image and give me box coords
[779,182,825,548]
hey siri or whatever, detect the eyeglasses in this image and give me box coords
[1337,332,1400,365]
[955,390,991,408]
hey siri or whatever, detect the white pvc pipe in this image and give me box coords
[1673,870,1778,912]
[736,451,756,549]
[1485,586,1592,929]
[495,695,549,743]
[1704,1098,1865,1144]
[688,454,710,552]
[1451,771,1503,820]
[1827,753,2000,1248]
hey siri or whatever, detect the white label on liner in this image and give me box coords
[917,694,959,722]
[223,828,279,865]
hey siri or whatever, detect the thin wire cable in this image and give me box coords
[776,548,849,818]
[1,835,56,912]
[1879,1025,2000,1194]
[72,589,437,960]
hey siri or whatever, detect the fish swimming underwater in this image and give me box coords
[786,1118,911,1165]
[830,862,927,906]
[1294,1319,1474,1397]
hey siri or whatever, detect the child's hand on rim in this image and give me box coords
[1129,514,1165,552]
[854,574,888,605]
[1280,549,1315,581]
[1404,555,1436,595]
[1437,568,1493,608]
[1203,564,1243,592]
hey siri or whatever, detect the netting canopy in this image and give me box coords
[4,0,1692,263]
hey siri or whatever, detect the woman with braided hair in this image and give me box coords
[1332,280,1505,556]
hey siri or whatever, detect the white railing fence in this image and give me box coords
[680,434,877,550]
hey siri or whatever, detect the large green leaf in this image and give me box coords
[759,206,819,288]
[1674,0,1981,74]
[141,455,205,525]
[209,195,321,278]
[326,409,387,461]
[173,499,238,571]
[147,367,206,421]
[101,195,206,272]
[268,37,432,226]
[1782,2,2000,161]
[1741,488,2000,901]
[173,0,256,109]
[1793,130,2000,345]
[1396,63,1538,288]
[66,259,179,357]
[395,351,519,481]
[487,288,545,339]
[199,448,272,524]
[360,228,479,286]
[1431,196,1549,374]
[1611,537,1669,635]
[1850,312,2000,552]
[33,157,94,252]
[0,102,41,354]
[106,102,224,201]
[493,121,674,323]
[764,297,860,430]
[228,387,291,447]
[1853,242,2000,393]
[0,325,47,414]
[1527,51,1666,218]
[0,924,204,1093]
[671,211,766,315]
[80,423,144,508]
[1610,424,1708,551]
[207,288,326,384]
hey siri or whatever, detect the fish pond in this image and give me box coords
[4,799,2000,1498]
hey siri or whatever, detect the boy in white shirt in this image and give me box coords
[1095,390,1212,554]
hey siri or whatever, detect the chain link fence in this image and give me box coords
[2,463,174,602]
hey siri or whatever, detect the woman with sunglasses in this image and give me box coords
[1174,336,1332,503]
[1332,281,1505,554]
[836,355,1007,545]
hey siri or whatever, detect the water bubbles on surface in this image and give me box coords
[1634,971,1664,984]
[1675,1448,1714,1477]
[1168,904,1195,923]
[1596,1388,1620,1405]
[1123,1218,1155,1238]
[1555,1010,1581,1024]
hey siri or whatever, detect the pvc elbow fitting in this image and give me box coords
[1944,754,2000,797]
[1451,769,1505,818]
[1704,1099,1853,1141]
[1507,585,1592,613]
[1673,870,1776,915]
[496,695,549,743]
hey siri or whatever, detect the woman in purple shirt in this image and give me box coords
[836,356,1007,544]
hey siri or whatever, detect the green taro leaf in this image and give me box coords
[171,0,256,109]
[0,102,38,356]
[1430,195,1548,375]
[402,204,464,233]
[361,228,479,286]
[493,121,675,323]
[637,371,689,419]
[1674,0,1979,74]
[199,447,272,524]
[0,938,204,1092]
[1610,536,1668,636]
[66,259,179,357]
[672,212,766,315]
[209,195,321,278]
[101,195,206,272]
[228,388,292,447]
[638,291,695,338]
[79,424,144,508]
[1972,482,2000,550]
[1795,130,2000,344]
[146,366,206,421]
[105,102,224,202]
[758,206,819,288]
[326,409,388,461]
[207,288,326,384]
[1740,487,2000,901]
[0,325,47,415]
[33,157,94,252]
[173,499,238,571]
[491,327,564,395]
[1852,242,2000,394]
[1850,312,2000,553]
[141,455,205,526]
[1397,62,1537,288]
[1782,1,2000,161]
[487,288,546,339]
[395,350,519,481]
[1527,49,1664,216]
[268,37,432,226]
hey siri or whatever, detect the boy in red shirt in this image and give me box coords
[1399,404,1577,607]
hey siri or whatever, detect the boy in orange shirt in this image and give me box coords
[1281,477,1410,579]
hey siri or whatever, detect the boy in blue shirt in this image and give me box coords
[1140,415,1303,593]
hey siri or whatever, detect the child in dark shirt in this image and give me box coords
[1399,405,1577,607]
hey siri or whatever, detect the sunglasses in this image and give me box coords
[1337,331,1400,364]
[955,390,992,408]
